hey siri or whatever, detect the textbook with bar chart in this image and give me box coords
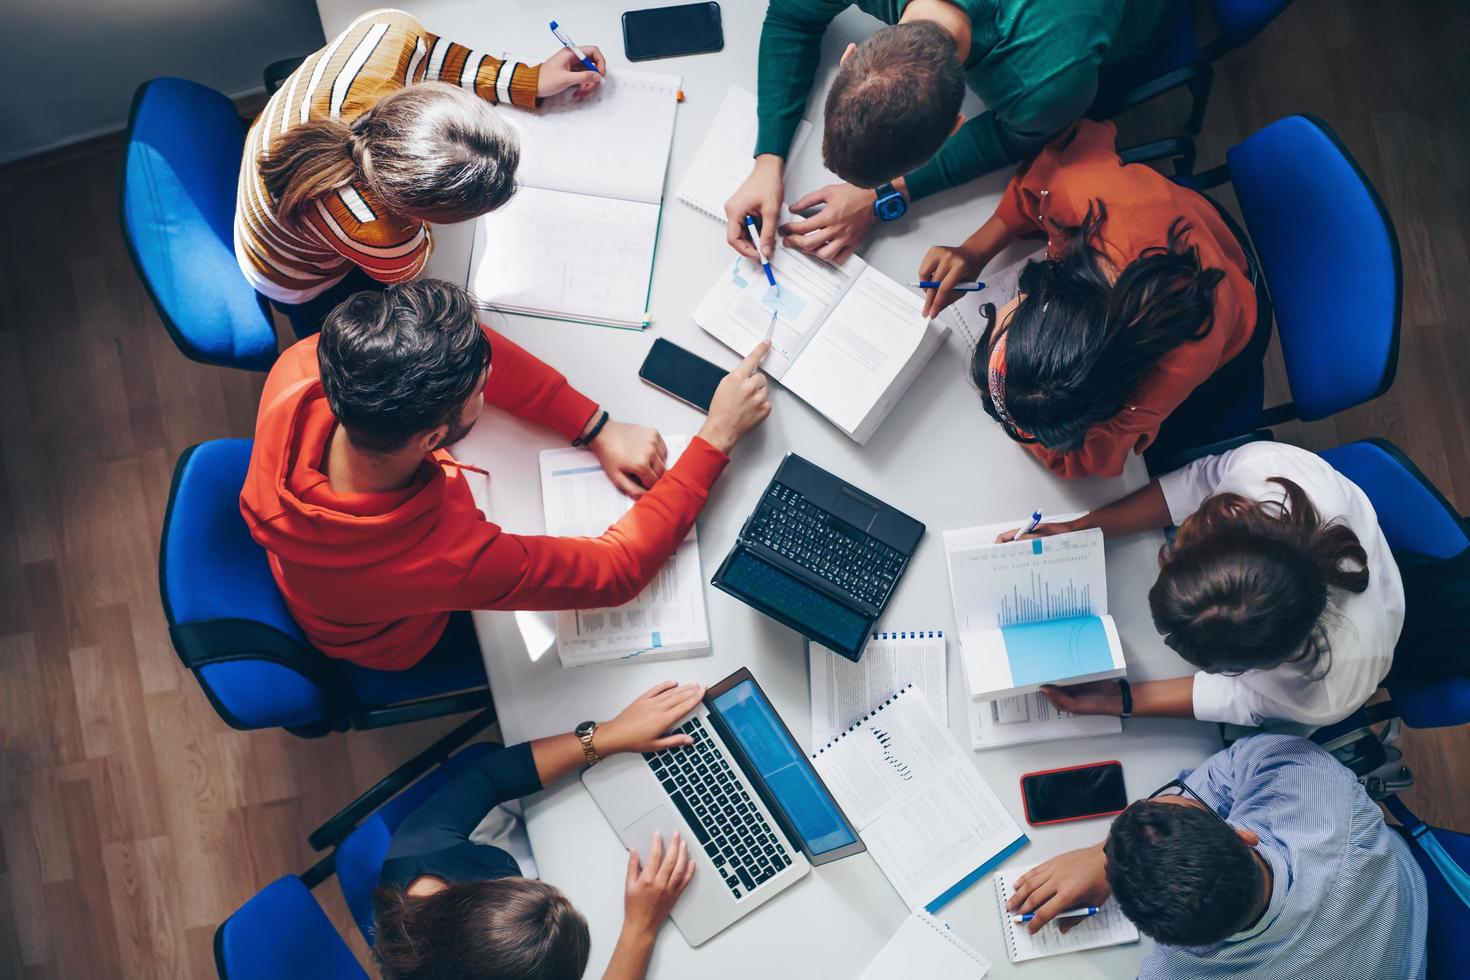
[943,521,1127,701]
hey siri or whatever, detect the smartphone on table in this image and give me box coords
[622,2,724,61]
[639,338,727,413]
[1019,761,1128,826]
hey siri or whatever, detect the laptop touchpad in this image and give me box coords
[829,489,878,531]
[623,802,683,848]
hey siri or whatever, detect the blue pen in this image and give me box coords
[549,20,601,74]
[910,280,985,291]
[1012,509,1043,542]
[1012,907,1100,923]
[745,216,779,292]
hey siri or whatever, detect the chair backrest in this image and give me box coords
[120,77,277,371]
[160,439,339,731]
[1208,0,1296,49]
[1226,115,1400,422]
[215,876,368,980]
[335,742,502,944]
[1395,823,1470,980]
[1320,439,1470,729]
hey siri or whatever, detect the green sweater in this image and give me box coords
[755,0,1167,201]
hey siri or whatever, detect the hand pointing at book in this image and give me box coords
[698,342,773,454]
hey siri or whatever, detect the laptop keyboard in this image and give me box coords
[748,483,905,606]
[644,716,793,901]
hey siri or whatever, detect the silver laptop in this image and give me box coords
[583,668,865,946]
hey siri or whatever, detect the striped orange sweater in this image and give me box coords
[234,8,540,303]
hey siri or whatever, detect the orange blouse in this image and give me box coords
[991,119,1258,479]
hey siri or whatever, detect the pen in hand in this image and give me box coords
[1011,906,1100,923]
[744,216,780,296]
[550,20,601,74]
[1012,509,1043,541]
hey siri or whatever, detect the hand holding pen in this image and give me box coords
[916,243,987,319]
[545,20,605,99]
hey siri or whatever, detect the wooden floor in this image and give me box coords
[2,1,1468,975]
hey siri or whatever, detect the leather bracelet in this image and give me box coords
[1118,678,1133,719]
[573,410,610,447]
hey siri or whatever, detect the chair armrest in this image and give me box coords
[1119,136,1197,177]
[1108,63,1213,118]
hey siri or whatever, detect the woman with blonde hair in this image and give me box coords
[235,8,604,336]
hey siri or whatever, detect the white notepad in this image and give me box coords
[941,248,1046,355]
[967,690,1121,750]
[537,437,709,666]
[676,87,814,220]
[993,864,1138,962]
[810,686,1028,912]
[694,248,948,443]
[859,910,991,979]
[469,69,680,329]
[944,520,1126,700]
[809,631,947,749]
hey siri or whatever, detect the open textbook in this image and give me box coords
[676,87,813,220]
[469,69,680,330]
[694,246,948,443]
[811,686,1027,912]
[809,631,947,748]
[537,437,709,666]
[944,520,1126,700]
[994,864,1138,962]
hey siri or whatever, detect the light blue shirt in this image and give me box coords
[1137,734,1427,980]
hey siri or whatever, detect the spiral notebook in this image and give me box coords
[859,910,991,979]
[810,686,1028,912]
[993,864,1138,962]
[808,630,947,748]
[675,86,814,220]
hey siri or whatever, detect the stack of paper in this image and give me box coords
[470,69,681,329]
[537,438,709,666]
[944,520,1127,701]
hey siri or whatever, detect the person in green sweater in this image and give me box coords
[725,0,1167,264]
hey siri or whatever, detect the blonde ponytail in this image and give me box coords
[259,116,361,225]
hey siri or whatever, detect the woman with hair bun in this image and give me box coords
[235,8,605,337]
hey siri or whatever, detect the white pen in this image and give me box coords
[744,215,780,296]
[1012,509,1043,541]
[1012,906,1100,923]
[549,20,601,74]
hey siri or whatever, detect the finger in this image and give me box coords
[815,237,847,263]
[648,454,666,482]
[654,432,668,463]
[726,215,759,260]
[933,265,965,319]
[1016,877,1057,916]
[626,848,642,889]
[610,471,646,498]
[1028,894,1071,934]
[632,463,658,489]
[678,854,696,892]
[918,249,943,282]
[788,188,828,213]
[1008,869,1043,910]
[651,733,695,750]
[777,214,822,237]
[583,45,607,74]
[672,835,691,887]
[1040,685,1071,712]
[644,680,678,700]
[783,229,833,254]
[737,340,772,376]
[667,684,705,715]
[759,202,779,257]
[654,834,681,887]
[645,831,664,878]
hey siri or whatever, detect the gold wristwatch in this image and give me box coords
[575,720,601,766]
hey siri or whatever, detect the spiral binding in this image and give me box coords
[871,629,944,641]
[811,683,914,756]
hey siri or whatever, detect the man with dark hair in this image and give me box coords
[1007,734,1426,978]
[241,279,772,671]
[726,0,1167,265]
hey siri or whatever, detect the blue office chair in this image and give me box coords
[215,875,367,980]
[120,78,278,371]
[1390,805,1470,980]
[1094,0,1297,134]
[160,438,497,850]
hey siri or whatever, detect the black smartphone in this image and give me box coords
[622,2,724,61]
[1019,762,1128,826]
[639,338,727,413]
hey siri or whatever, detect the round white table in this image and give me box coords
[310,1,1226,975]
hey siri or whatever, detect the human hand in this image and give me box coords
[538,45,606,100]
[1006,844,1113,934]
[1042,680,1125,717]
[623,830,696,936]
[779,182,879,263]
[597,681,706,755]
[698,342,772,453]
[589,420,668,498]
[993,521,1079,545]
[724,155,784,260]
[917,244,985,319]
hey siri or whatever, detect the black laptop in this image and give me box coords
[711,454,925,661]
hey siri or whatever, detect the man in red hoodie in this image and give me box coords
[240,280,772,671]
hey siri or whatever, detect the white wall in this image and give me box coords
[0,0,326,164]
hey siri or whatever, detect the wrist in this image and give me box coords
[617,920,658,952]
[696,421,736,455]
[753,153,784,174]
[592,720,626,756]
[575,409,610,448]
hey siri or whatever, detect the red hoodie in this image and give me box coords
[240,327,729,670]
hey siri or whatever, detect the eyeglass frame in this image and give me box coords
[1145,777,1229,827]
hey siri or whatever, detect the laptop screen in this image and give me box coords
[709,678,860,860]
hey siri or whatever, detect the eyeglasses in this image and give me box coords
[1146,778,1229,827]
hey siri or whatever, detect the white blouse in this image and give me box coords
[1158,442,1404,729]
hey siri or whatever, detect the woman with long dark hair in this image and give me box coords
[918,119,1264,478]
[373,682,702,980]
[1003,442,1404,730]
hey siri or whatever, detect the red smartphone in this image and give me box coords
[1019,761,1127,826]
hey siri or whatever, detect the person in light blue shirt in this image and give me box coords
[1006,734,1427,979]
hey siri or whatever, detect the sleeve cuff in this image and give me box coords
[668,436,730,492]
[754,117,798,160]
[552,392,600,444]
[1190,671,1252,727]
[487,741,544,799]
[510,63,540,108]
[1158,465,1202,526]
[901,164,944,203]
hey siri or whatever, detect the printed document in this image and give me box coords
[809,632,947,749]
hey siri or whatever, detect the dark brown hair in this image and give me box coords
[260,82,519,227]
[373,878,590,980]
[975,203,1224,450]
[821,22,965,187]
[1149,477,1370,674]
